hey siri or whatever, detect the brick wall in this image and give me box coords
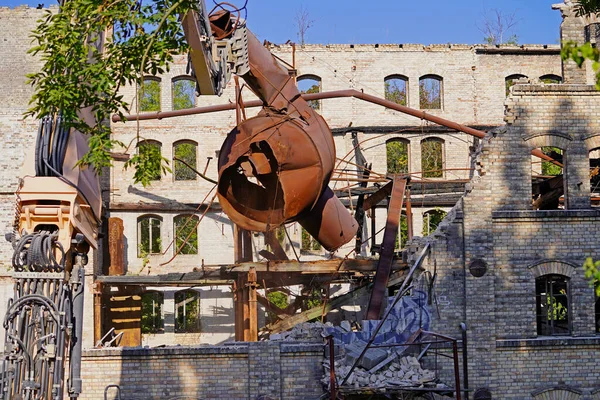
[80,342,324,400]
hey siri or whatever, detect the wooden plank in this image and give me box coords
[363,181,393,210]
[264,230,289,260]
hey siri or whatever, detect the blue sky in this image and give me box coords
[3,0,563,45]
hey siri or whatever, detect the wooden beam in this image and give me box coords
[363,181,393,211]
[230,259,407,274]
[247,267,258,341]
[264,230,289,260]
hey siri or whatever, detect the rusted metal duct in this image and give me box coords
[215,23,357,251]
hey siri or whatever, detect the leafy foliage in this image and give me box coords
[173,142,197,180]
[562,41,600,89]
[386,140,409,175]
[422,209,447,236]
[173,78,196,110]
[573,0,600,16]
[174,214,198,255]
[266,291,289,321]
[384,79,407,106]
[298,78,321,110]
[26,0,197,183]
[125,141,171,186]
[394,214,409,250]
[541,147,563,176]
[584,257,600,296]
[301,228,322,251]
[139,79,161,112]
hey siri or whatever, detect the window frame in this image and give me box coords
[418,74,443,110]
[384,75,409,107]
[535,274,571,336]
[297,74,322,111]
[141,291,164,334]
[422,209,447,236]
[505,74,528,96]
[173,214,199,255]
[420,137,445,178]
[137,140,163,182]
[386,138,410,175]
[175,289,201,333]
[171,76,197,110]
[138,76,161,112]
[173,140,199,182]
[137,214,163,257]
[539,74,562,84]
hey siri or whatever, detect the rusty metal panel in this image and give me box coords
[108,217,125,276]
[366,176,407,320]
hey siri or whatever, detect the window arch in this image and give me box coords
[505,74,528,96]
[174,214,199,255]
[531,146,565,210]
[137,140,163,181]
[297,74,321,111]
[384,75,408,106]
[137,215,162,257]
[172,77,196,110]
[421,138,444,178]
[175,290,201,333]
[139,77,161,112]
[422,209,447,236]
[535,274,570,336]
[419,75,442,109]
[386,138,409,175]
[173,140,198,181]
[141,291,164,334]
[532,385,582,400]
[539,74,562,84]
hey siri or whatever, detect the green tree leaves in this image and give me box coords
[26,0,197,183]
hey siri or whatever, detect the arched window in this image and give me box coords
[384,75,408,106]
[421,138,444,178]
[531,146,564,210]
[422,209,447,236]
[419,75,442,109]
[139,77,161,112]
[505,74,527,96]
[386,139,409,175]
[539,74,562,84]
[297,74,321,111]
[173,140,198,181]
[172,77,196,110]
[138,140,163,181]
[174,214,199,255]
[141,291,164,334]
[536,275,570,336]
[137,215,162,257]
[175,290,201,333]
[590,147,600,207]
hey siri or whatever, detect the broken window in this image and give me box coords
[173,140,198,181]
[297,74,321,111]
[386,139,409,175]
[175,290,201,333]
[138,140,163,181]
[174,214,199,255]
[531,147,564,210]
[419,75,442,109]
[539,74,562,84]
[395,213,409,250]
[423,209,447,236]
[421,138,444,178]
[384,75,408,106]
[172,77,196,110]
[139,77,161,112]
[536,275,570,336]
[138,215,162,257]
[301,228,322,252]
[505,74,527,96]
[590,148,600,207]
[141,291,164,334]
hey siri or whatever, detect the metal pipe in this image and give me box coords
[113,89,560,165]
[69,263,85,399]
[453,339,462,400]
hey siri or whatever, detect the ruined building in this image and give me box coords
[0,1,599,399]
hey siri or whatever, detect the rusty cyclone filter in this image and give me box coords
[217,111,358,252]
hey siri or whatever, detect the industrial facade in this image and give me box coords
[1,1,600,398]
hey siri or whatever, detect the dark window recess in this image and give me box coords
[138,216,161,257]
[536,275,570,336]
[141,291,164,334]
[175,290,201,333]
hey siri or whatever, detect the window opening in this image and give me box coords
[590,148,600,207]
[173,141,198,181]
[138,215,161,257]
[297,75,321,111]
[532,147,564,210]
[384,75,408,106]
[419,75,442,109]
[138,141,163,181]
[174,215,199,255]
[301,228,322,252]
[539,74,562,84]
[141,291,164,334]
[421,138,444,178]
[175,290,201,333]
[386,139,409,175]
[536,275,570,336]
[139,78,161,112]
[172,78,196,110]
[505,74,527,96]
[422,209,447,236]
